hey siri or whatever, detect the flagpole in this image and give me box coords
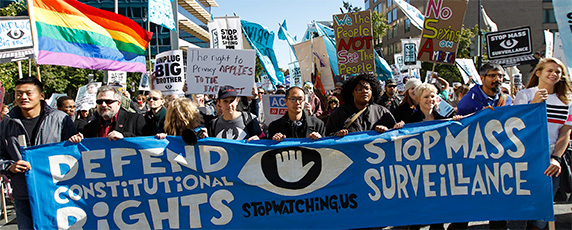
[477,0,482,70]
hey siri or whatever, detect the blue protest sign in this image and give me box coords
[23,103,553,229]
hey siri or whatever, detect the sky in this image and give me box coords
[211,0,366,70]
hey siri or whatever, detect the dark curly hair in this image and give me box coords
[341,74,382,105]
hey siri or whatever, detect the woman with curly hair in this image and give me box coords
[325,74,397,137]
[156,98,204,138]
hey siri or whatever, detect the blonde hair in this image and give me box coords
[527,57,572,104]
[415,83,438,102]
[164,98,204,136]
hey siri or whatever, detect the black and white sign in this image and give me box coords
[486,27,532,60]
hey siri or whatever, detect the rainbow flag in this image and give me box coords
[29,0,153,72]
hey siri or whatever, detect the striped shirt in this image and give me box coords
[515,87,572,146]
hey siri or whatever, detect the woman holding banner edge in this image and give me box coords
[514,57,572,229]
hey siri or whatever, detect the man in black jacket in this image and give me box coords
[69,85,148,142]
[268,87,325,141]
[377,78,402,115]
[0,77,77,229]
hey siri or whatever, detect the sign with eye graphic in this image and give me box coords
[0,16,34,64]
[22,103,555,229]
[486,26,534,66]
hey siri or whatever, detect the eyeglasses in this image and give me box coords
[96,99,118,105]
[485,74,504,79]
[387,85,397,88]
[287,97,305,103]
[147,97,161,101]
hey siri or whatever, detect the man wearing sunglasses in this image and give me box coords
[457,63,513,116]
[377,78,402,115]
[69,85,148,142]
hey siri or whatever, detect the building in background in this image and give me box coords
[366,0,556,74]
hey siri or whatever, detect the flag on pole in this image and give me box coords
[278,20,298,58]
[29,0,153,73]
[480,5,497,32]
[314,22,340,76]
[148,0,177,31]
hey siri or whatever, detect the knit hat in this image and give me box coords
[404,78,422,92]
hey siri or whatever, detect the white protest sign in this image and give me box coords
[208,16,243,49]
[154,50,185,95]
[139,71,151,91]
[262,94,287,124]
[186,48,256,96]
[455,59,480,84]
[544,30,553,58]
[107,71,127,85]
[75,82,101,110]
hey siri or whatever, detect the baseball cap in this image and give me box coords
[385,78,397,86]
[218,85,238,99]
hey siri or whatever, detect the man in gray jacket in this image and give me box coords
[0,77,77,229]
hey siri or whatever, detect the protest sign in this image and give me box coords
[293,37,336,90]
[333,10,375,75]
[261,94,287,124]
[186,48,255,96]
[417,0,468,65]
[455,59,480,84]
[544,30,553,58]
[154,50,185,95]
[553,32,569,70]
[486,27,533,60]
[25,103,553,229]
[0,16,34,64]
[394,53,404,70]
[288,62,302,88]
[75,82,101,110]
[208,17,243,49]
[390,64,405,92]
[553,0,572,73]
[46,93,67,109]
[139,71,151,91]
[148,0,176,31]
[401,38,422,69]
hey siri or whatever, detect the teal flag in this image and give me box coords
[241,20,284,85]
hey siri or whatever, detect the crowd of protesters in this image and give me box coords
[1,58,571,229]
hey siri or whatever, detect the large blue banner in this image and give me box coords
[24,103,553,229]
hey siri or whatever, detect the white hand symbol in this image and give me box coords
[275,150,315,182]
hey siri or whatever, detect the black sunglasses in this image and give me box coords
[147,97,160,101]
[387,85,397,88]
[96,99,118,105]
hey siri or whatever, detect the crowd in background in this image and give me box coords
[1,57,571,229]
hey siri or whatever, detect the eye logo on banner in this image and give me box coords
[239,147,353,196]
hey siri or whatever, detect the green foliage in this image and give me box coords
[456,25,479,59]
[372,12,389,49]
[0,0,26,16]
[340,1,362,14]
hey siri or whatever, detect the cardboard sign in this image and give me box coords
[417,0,468,65]
[186,48,255,96]
[333,10,375,75]
[153,50,185,95]
[293,37,336,90]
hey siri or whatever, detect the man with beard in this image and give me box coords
[457,63,513,116]
[69,85,148,142]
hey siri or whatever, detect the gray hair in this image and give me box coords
[479,63,504,76]
[97,85,122,101]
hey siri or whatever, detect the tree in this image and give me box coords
[340,1,361,14]
[372,11,390,49]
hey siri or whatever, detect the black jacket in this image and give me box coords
[377,93,402,115]
[0,101,77,200]
[83,108,149,138]
[325,103,396,136]
[268,111,325,139]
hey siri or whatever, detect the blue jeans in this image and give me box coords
[14,199,33,230]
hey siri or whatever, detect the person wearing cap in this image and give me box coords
[393,78,422,124]
[457,63,513,116]
[377,78,402,115]
[206,85,262,141]
[333,81,344,105]
[74,103,95,133]
[325,74,397,137]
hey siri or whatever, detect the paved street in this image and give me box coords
[0,201,569,229]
